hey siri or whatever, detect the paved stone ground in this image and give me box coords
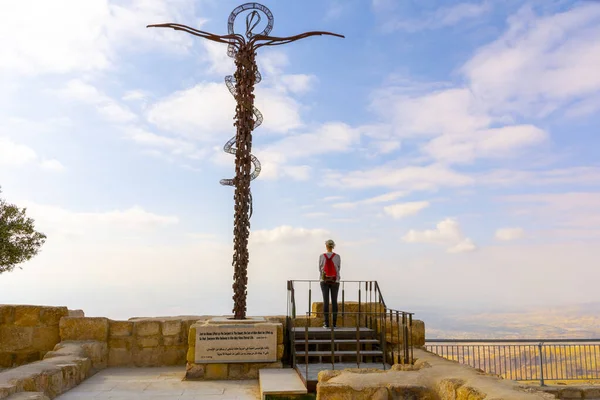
[54,367,260,399]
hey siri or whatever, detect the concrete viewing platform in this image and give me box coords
[54,367,260,399]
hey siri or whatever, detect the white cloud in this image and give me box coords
[423,125,547,164]
[201,41,235,76]
[462,3,600,118]
[258,122,359,180]
[147,82,234,140]
[122,126,206,161]
[0,137,37,166]
[495,227,525,241]
[147,83,303,139]
[383,1,492,32]
[332,191,407,210]
[501,192,600,231]
[384,201,430,219]
[24,203,179,239]
[304,212,329,219]
[325,164,473,191]
[0,137,64,171]
[0,0,196,76]
[57,80,137,123]
[250,225,330,245]
[40,159,66,172]
[402,218,477,253]
[480,167,600,187]
[280,74,317,94]
[123,90,150,102]
[323,196,344,202]
[371,88,490,138]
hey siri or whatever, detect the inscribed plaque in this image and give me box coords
[194,324,277,363]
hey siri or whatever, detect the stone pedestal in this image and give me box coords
[185,317,284,380]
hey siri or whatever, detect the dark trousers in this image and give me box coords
[320,281,340,327]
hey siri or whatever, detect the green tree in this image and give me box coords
[0,187,47,274]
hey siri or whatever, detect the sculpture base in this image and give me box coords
[185,316,284,380]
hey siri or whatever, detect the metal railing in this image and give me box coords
[286,280,415,375]
[425,339,600,386]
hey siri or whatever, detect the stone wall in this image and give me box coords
[59,316,203,367]
[0,306,69,368]
[316,348,556,399]
[298,301,425,346]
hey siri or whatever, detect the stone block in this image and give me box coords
[162,320,181,336]
[436,378,465,399]
[246,361,282,379]
[389,384,435,399]
[0,306,15,325]
[13,306,41,327]
[13,351,41,366]
[68,309,85,317]
[456,385,486,400]
[133,347,164,367]
[185,363,205,380]
[108,348,132,367]
[134,320,160,337]
[163,335,183,346]
[277,344,284,360]
[59,317,109,342]
[0,326,33,351]
[231,363,249,379]
[276,324,283,345]
[0,352,14,367]
[584,388,600,398]
[80,341,108,370]
[163,346,186,365]
[188,325,197,346]
[32,326,61,352]
[39,307,68,326]
[108,337,133,350]
[0,383,17,398]
[186,347,195,364]
[43,368,64,398]
[109,321,133,337]
[317,370,342,382]
[205,363,228,379]
[412,319,425,346]
[559,388,583,399]
[137,336,160,348]
[317,384,389,400]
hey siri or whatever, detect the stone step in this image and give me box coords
[295,339,379,344]
[259,368,307,399]
[295,350,383,357]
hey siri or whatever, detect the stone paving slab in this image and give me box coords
[54,367,260,399]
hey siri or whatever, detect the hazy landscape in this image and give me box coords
[420,302,600,339]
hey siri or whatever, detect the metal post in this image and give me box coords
[341,282,345,327]
[330,320,335,370]
[308,282,312,321]
[305,312,309,379]
[356,312,361,368]
[538,342,545,386]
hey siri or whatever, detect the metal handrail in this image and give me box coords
[424,339,600,386]
[287,279,416,370]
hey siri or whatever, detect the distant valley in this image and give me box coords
[417,302,600,339]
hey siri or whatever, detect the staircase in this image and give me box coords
[292,326,390,390]
[284,280,415,393]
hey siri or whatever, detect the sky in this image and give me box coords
[1,0,599,322]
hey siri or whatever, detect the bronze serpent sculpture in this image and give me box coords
[148,3,343,319]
